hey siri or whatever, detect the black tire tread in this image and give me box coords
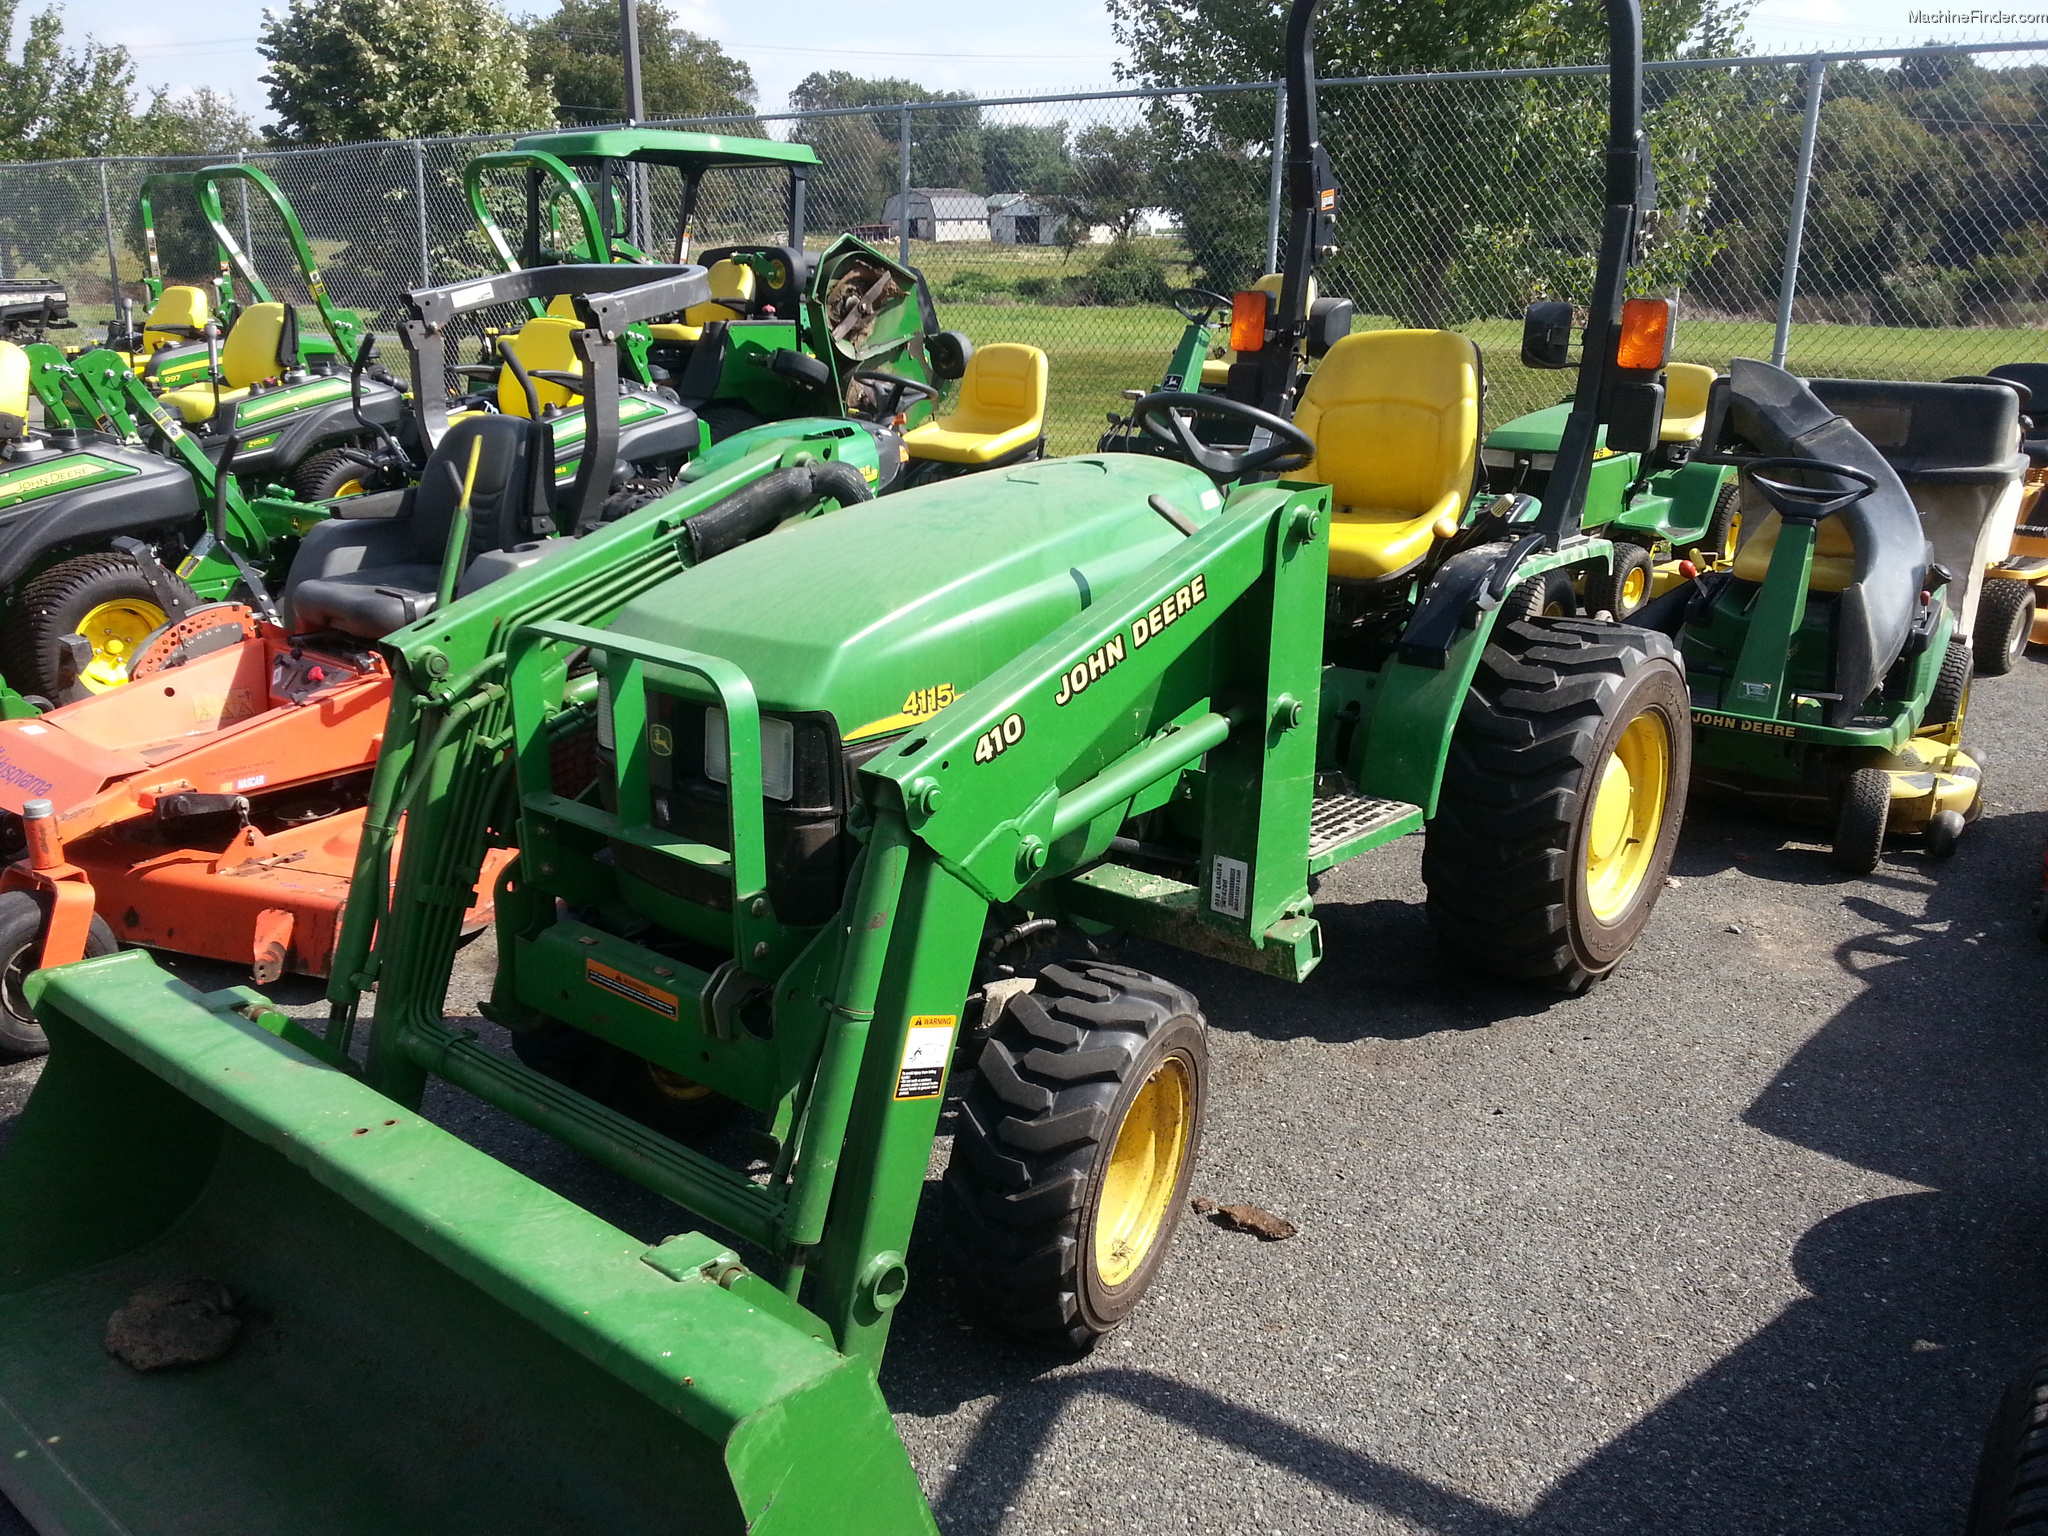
[1969,1349,2048,1536]
[1974,578,2035,677]
[1831,766,1891,875]
[1584,543,1655,620]
[289,446,381,502]
[2,551,191,699]
[1927,634,1973,727]
[944,960,1203,1351]
[1422,616,1689,989]
[0,889,118,1056]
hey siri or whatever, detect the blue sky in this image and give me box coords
[54,0,2048,130]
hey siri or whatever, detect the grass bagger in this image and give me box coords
[0,260,886,1055]
[1635,362,2026,873]
[0,0,1689,1528]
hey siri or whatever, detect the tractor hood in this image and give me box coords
[1485,401,1609,456]
[606,454,1223,741]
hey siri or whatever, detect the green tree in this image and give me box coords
[1108,0,1752,322]
[983,122,1070,196]
[1047,123,1155,248]
[129,88,260,156]
[0,0,138,160]
[258,0,556,144]
[787,71,983,229]
[522,0,754,126]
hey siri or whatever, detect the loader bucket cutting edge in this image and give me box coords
[0,951,937,1536]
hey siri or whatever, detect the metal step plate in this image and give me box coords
[1308,793,1423,866]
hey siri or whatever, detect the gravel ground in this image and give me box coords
[0,652,2042,1535]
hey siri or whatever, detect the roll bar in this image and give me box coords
[194,162,365,357]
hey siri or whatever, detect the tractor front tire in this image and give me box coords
[1967,1349,2048,1536]
[1502,569,1577,623]
[1831,767,1891,876]
[1685,480,1741,567]
[945,961,1207,1351]
[2,553,197,701]
[0,890,118,1057]
[1974,578,2035,677]
[1424,616,1690,992]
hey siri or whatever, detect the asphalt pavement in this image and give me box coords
[1,648,2043,1535]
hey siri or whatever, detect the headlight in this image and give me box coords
[704,707,795,802]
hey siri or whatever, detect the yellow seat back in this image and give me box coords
[1661,362,1717,443]
[219,302,288,389]
[683,260,756,327]
[0,341,30,436]
[1297,330,1479,516]
[1233,273,1316,364]
[1731,511,1858,593]
[497,315,583,417]
[142,285,209,353]
[944,343,1046,436]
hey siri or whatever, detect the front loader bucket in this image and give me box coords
[0,952,936,1536]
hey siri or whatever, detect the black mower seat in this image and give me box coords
[1716,358,1930,725]
[283,414,549,639]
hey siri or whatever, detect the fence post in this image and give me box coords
[413,139,431,287]
[98,161,120,304]
[1771,56,1826,369]
[897,105,913,266]
[1265,82,1286,274]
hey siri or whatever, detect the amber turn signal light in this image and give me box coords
[1615,297,1674,371]
[1230,290,1270,353]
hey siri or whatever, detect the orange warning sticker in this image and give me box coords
[585,958,680,1020]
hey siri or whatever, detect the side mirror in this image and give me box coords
[1306,297,1354,358]
[1521,301,1575,370]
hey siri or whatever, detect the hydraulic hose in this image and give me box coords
[680,458,873,564]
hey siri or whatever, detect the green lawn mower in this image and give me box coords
[88,172,235,392]
[1481,344,1739,620]
[0,1,1693,1530]
[1633,360,2026,873]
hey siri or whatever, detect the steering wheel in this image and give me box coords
[852,369,941,420]
[1131,391,1316,479]
[1171,288,1232,324]
[1743,457,1877,523]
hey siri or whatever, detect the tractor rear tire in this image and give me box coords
[1966,1349,2048,1536]
[2,552,198,701]
[1502,569,1577,623]
[290,447,384,502]
[1927,635,1973,728]
[1423,616,1690,992]
[1974,578,2035,677]
[945,961,1206,1351]
[0,890,119,1057]
[1831,767,1891,876]
[1584,543,1655,621]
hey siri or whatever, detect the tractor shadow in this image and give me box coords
[890,811,2048,1534]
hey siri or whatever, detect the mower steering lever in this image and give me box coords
[1743,456,1877,523]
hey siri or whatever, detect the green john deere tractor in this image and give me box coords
[464,129,992,480]
[0,0,1690,1528]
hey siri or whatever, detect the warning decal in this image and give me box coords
[894,1015,957,1100]
[1210,855,1249,919]
[585,958,680,1020]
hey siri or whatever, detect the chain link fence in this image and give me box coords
[3,40,2044,453]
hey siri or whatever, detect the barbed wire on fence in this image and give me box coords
[7,38,2044,451]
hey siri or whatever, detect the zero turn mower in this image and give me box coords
[0,1,1687,1530]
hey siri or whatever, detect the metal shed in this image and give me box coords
[882,188,990,242]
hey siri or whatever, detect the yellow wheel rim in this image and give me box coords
[1584,710,1671,922]
[1620,564,1648,609]
[1093,1055,1193,1289]
[643,1063,713,1103]
[75,597,166,693]
[334,477,366,498]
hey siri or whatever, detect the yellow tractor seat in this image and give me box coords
[0,340,31,438]
[1294,328,1481,582]
[140,285,210,353]
[1661,362,1717,443]
[1731,511,1857,593]
[903,343,1048,465]
[496,316,583,417]
[1200,358,1231,388]
[157,302,292,424]
[647,260,757,345]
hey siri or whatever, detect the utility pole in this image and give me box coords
[619,0,648,249]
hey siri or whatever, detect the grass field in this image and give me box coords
[944,300,2048,455]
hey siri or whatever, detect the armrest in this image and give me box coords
[327,487,410,520]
